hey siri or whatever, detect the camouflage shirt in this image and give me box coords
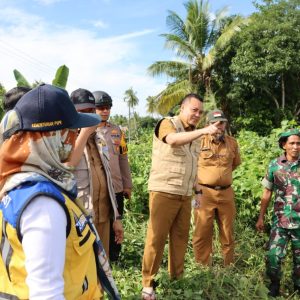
[262,154,300,229]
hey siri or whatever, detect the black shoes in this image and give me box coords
[268,282,280,297]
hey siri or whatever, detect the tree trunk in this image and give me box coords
[264,88,280,109]
[128,105,131,144]
[281,74,285,110]
[295,103,300,119]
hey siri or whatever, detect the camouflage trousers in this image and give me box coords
[266,226,300,286]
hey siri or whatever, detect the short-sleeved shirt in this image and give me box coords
[158,118,194,141]
[197,134,241,186]
[262,155,300,229]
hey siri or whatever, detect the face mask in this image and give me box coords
[58,129,77,162]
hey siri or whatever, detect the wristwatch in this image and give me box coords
[195,190,202,195]
[116,215,122,220]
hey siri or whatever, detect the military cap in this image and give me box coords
[279,129,300,139]
[206,109,228,123]
[278,128,300,149]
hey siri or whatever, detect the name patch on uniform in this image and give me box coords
[74,213,88,235]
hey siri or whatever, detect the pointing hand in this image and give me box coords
[203,121,220,135]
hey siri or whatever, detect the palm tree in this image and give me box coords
[146,96,158,116]
[123,87,139,143]
[148,0,248,114]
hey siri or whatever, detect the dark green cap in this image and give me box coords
[278,128,300,149]
[206,109,227,123]
[278,128,300,139]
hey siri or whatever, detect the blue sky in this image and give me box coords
[0,0,258,116]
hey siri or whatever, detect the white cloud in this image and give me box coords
[91,20,109,29]
[34,0,66,5]
[0,7,44,27]
[104,29,156,42]
[0,6,164,116]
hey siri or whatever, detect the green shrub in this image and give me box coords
[127,128,153,214]
[234,120,298,226]
[114,120,300,299]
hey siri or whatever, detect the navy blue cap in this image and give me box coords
[14,84,101,132]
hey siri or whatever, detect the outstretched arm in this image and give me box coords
[165,122,220,146]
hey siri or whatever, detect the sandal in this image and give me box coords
[141,287,156,300]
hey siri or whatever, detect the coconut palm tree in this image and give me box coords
[148,0,248,114]
[146,96,158,116]
[123,87,139,142]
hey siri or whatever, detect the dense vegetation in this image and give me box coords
[111,121,300,299]
[147,0,300,135]
[0,0,299,298]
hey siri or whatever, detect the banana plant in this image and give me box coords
[13,64,69,89]
[52,65,69,88]
[13,69,31,88]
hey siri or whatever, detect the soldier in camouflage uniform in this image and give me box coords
[256,128,300,297]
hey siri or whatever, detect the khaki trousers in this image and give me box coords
[192,186,236,266]
[95,220,111,257]
[142,191,191,287]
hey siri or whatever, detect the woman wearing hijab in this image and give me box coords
[0,84,119,300]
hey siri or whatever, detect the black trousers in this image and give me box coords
[109,192,124,261]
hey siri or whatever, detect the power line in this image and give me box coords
[0,39,56,74]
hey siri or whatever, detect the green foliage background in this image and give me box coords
[0,0,298,298]
[111,121,300,299]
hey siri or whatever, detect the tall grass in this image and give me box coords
[111,122,300,299]
[112,212,300,299]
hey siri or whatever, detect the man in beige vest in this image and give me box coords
[141,94,220,300]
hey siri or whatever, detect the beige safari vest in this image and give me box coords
[148,116,200,196]
[0,194,101,300]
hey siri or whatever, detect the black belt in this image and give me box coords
[200,184,231,190]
